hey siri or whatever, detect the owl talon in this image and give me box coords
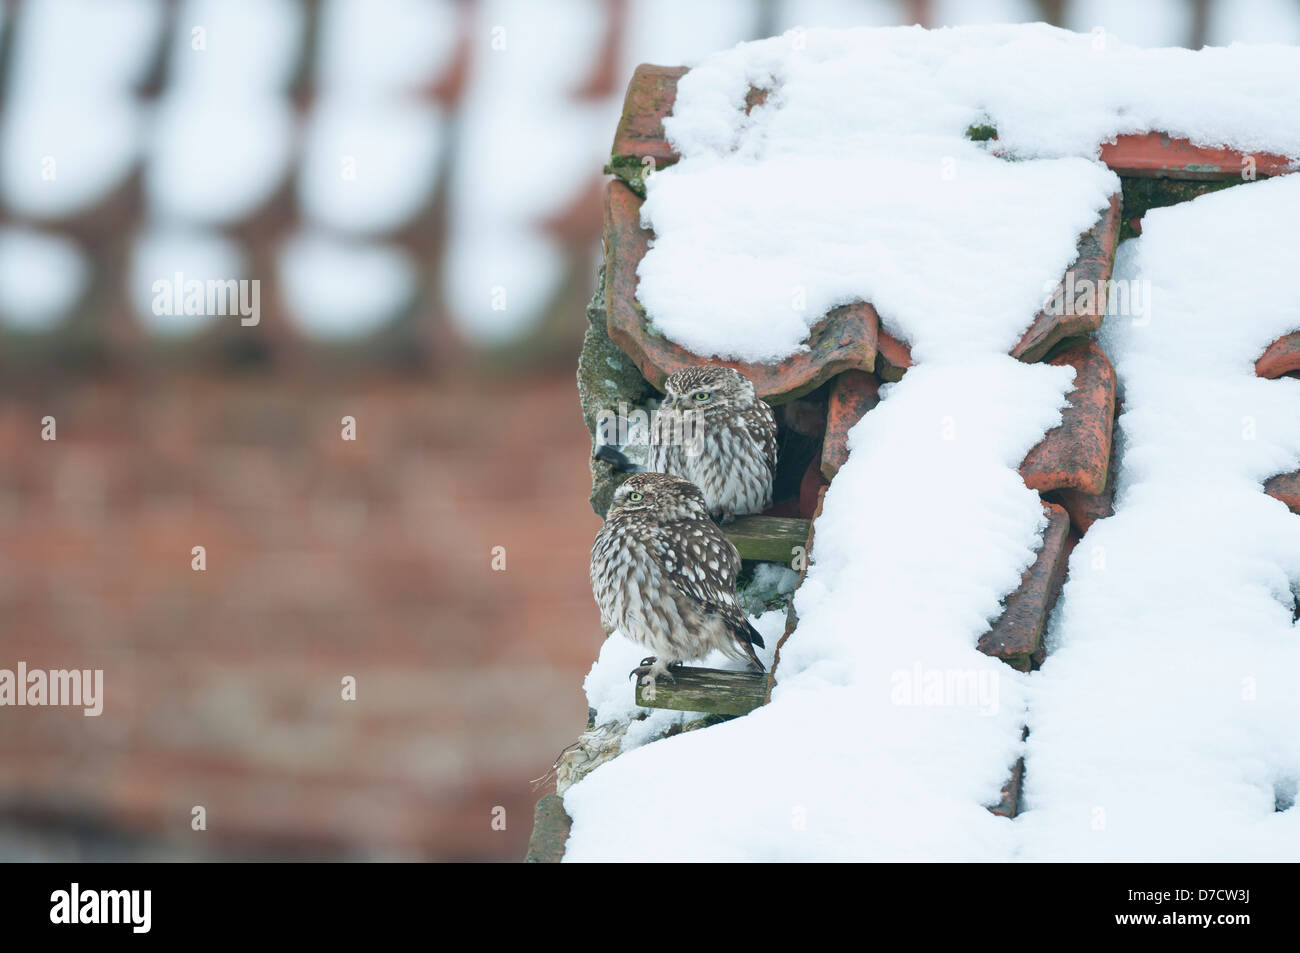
[628,658,677,686]
[629,658,658,682]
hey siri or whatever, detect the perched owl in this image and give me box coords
[648,365,778,523]
[590,472,765,686]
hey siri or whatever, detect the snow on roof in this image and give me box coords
[562,25,1300,861]
[637,24,1300,366]
[1017,175,1300,860]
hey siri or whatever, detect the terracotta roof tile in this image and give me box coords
[1256,335,1300,513]
[610,65,689,171]
[1264,471,1300,515]
[821,370,880,479]
[1020,340,1116,496]
[1098,132,1296,180]
[1256,331,1300,379]
[977,502,1072,671]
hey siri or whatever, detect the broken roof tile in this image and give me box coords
[603,179,879,402]
[1020,340,1116,496]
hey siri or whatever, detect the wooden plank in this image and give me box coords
[725,515,810,564]
[635,666,768,716]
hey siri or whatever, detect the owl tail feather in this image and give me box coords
[736,619,766,672]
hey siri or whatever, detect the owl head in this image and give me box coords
[608,472,710,522]
[660,365,758,418]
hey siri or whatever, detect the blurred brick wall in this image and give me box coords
[0,369,602,860]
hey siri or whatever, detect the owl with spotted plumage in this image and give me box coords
[590,472,765,686]
[648,365,778,523]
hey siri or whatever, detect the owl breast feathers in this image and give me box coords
[590,472,764,680]
[647,365,778,523]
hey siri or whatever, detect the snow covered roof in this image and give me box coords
[557,24,1300,862]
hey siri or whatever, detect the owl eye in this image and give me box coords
[627,491,644,502]
[692,391,711,402]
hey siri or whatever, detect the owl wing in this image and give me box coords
[650,520,742,614]
[743,401,779,476]
[650,521,765,664]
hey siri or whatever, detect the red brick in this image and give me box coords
[0,373,598,860]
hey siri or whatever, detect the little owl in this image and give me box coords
[590,472,765,687]
[647,365,778,523]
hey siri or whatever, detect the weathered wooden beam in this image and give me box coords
[635,666,768,716]
[724,515,810,564]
